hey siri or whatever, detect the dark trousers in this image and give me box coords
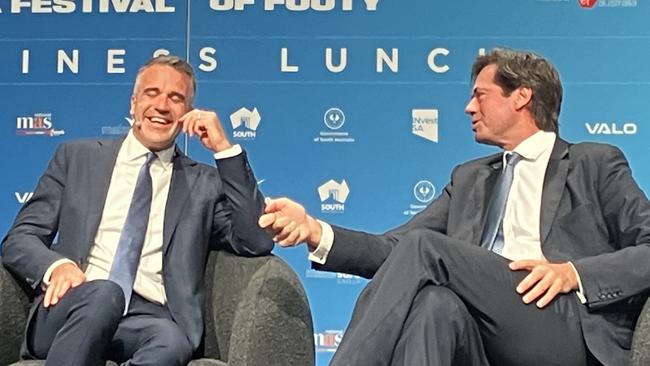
[330,229,592,366]
[28,279,193,366]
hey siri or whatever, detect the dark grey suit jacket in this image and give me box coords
[317,139,650,366]
[1,137,274,352]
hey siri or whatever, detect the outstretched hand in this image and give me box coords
[259,197,322,248]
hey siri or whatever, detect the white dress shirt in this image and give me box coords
[44,131,242,305]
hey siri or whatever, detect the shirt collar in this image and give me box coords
[122,130,175,171]
[504,130,556,163]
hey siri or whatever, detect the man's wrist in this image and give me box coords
[307,215,323,248]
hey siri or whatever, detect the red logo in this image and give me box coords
[578,0,597,8]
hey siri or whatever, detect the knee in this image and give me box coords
[414,285,470,323]
[146,321,193,366]
[81,280,124,320]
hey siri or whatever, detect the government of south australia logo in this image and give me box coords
[412,109,438,143]
[230,107,261,140]
[404,180,436,216]
[315,107,355,143]
[324,108,345,130]
[414,180,435,203]
[319,179,350,213]
[16,113,65,137]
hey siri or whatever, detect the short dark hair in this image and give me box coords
[471,48,562,132]
[134,55,196,103]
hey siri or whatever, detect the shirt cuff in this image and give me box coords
[213,144,242,160]
[568,261,587,304]
[43,258,76,286]
[307,220,334,265]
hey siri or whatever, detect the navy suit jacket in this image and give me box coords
[317,139,650,365]
[1,137,274,352]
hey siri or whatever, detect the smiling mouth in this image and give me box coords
[146,116,172,125]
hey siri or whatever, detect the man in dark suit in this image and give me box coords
[1,55,273,365]
[259,48,650,365]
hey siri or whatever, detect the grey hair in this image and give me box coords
[133,55,196,103]
[471,48,562,132]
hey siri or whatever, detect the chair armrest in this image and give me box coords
[0,261,33,366]
[205,251,314,366]
[632,296,650,366]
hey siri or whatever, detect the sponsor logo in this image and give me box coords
[314,107,355,143]
[101,117,133,135]
[412,108,438,143]
[585,122,637,135]
[318,179,350,213]
[314,330,344,353]
[305,269,365,284]
[230,107,262,140]
[324,108,345,130]
[15,192,34,204]
[403,180,436,216]
[16,113,65,137]
[413,180,436,203]
[578,0,637,7]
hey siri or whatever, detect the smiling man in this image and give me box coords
[1,55,273,365]
[260,48,650,365]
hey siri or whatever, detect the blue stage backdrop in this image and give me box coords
[0,1,647,364]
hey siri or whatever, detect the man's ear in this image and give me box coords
[514,87,532,111]
[129,95,135,117]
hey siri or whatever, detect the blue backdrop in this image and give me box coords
[1,0,647,364]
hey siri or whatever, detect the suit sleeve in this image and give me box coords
[210,150,273,257]
[572,146,650,309]
[315,170,455,278]
[1,144,70,289]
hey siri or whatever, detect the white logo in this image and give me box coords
[412,109,438,143]
[102,117,133,135]
[324,108,345,130]
[15,192,34,204]
[413,180,435,203]
[314,330,344,353]
[230,107,261,139]
[585,122,637,135]
[16,113,65,137]
[319,179,350,213]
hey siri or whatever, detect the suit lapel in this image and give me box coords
[83,137,124,256]
[163,147,200,255]
[540,139,570,244]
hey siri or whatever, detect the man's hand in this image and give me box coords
[258,197,322,248]
[179,109,232,153]
[509,260,578,308]
[44,262,86,308]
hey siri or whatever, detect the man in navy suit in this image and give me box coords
[260,48,650,365]
[1,55,273,365]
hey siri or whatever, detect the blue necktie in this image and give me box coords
[480,152,523,254]
[109,152,157,314]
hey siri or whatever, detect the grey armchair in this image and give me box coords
[0,251,315,366]
[632,298,650,365]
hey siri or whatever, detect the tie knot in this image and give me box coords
[144,152,157,167]
[505,152,523,167]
